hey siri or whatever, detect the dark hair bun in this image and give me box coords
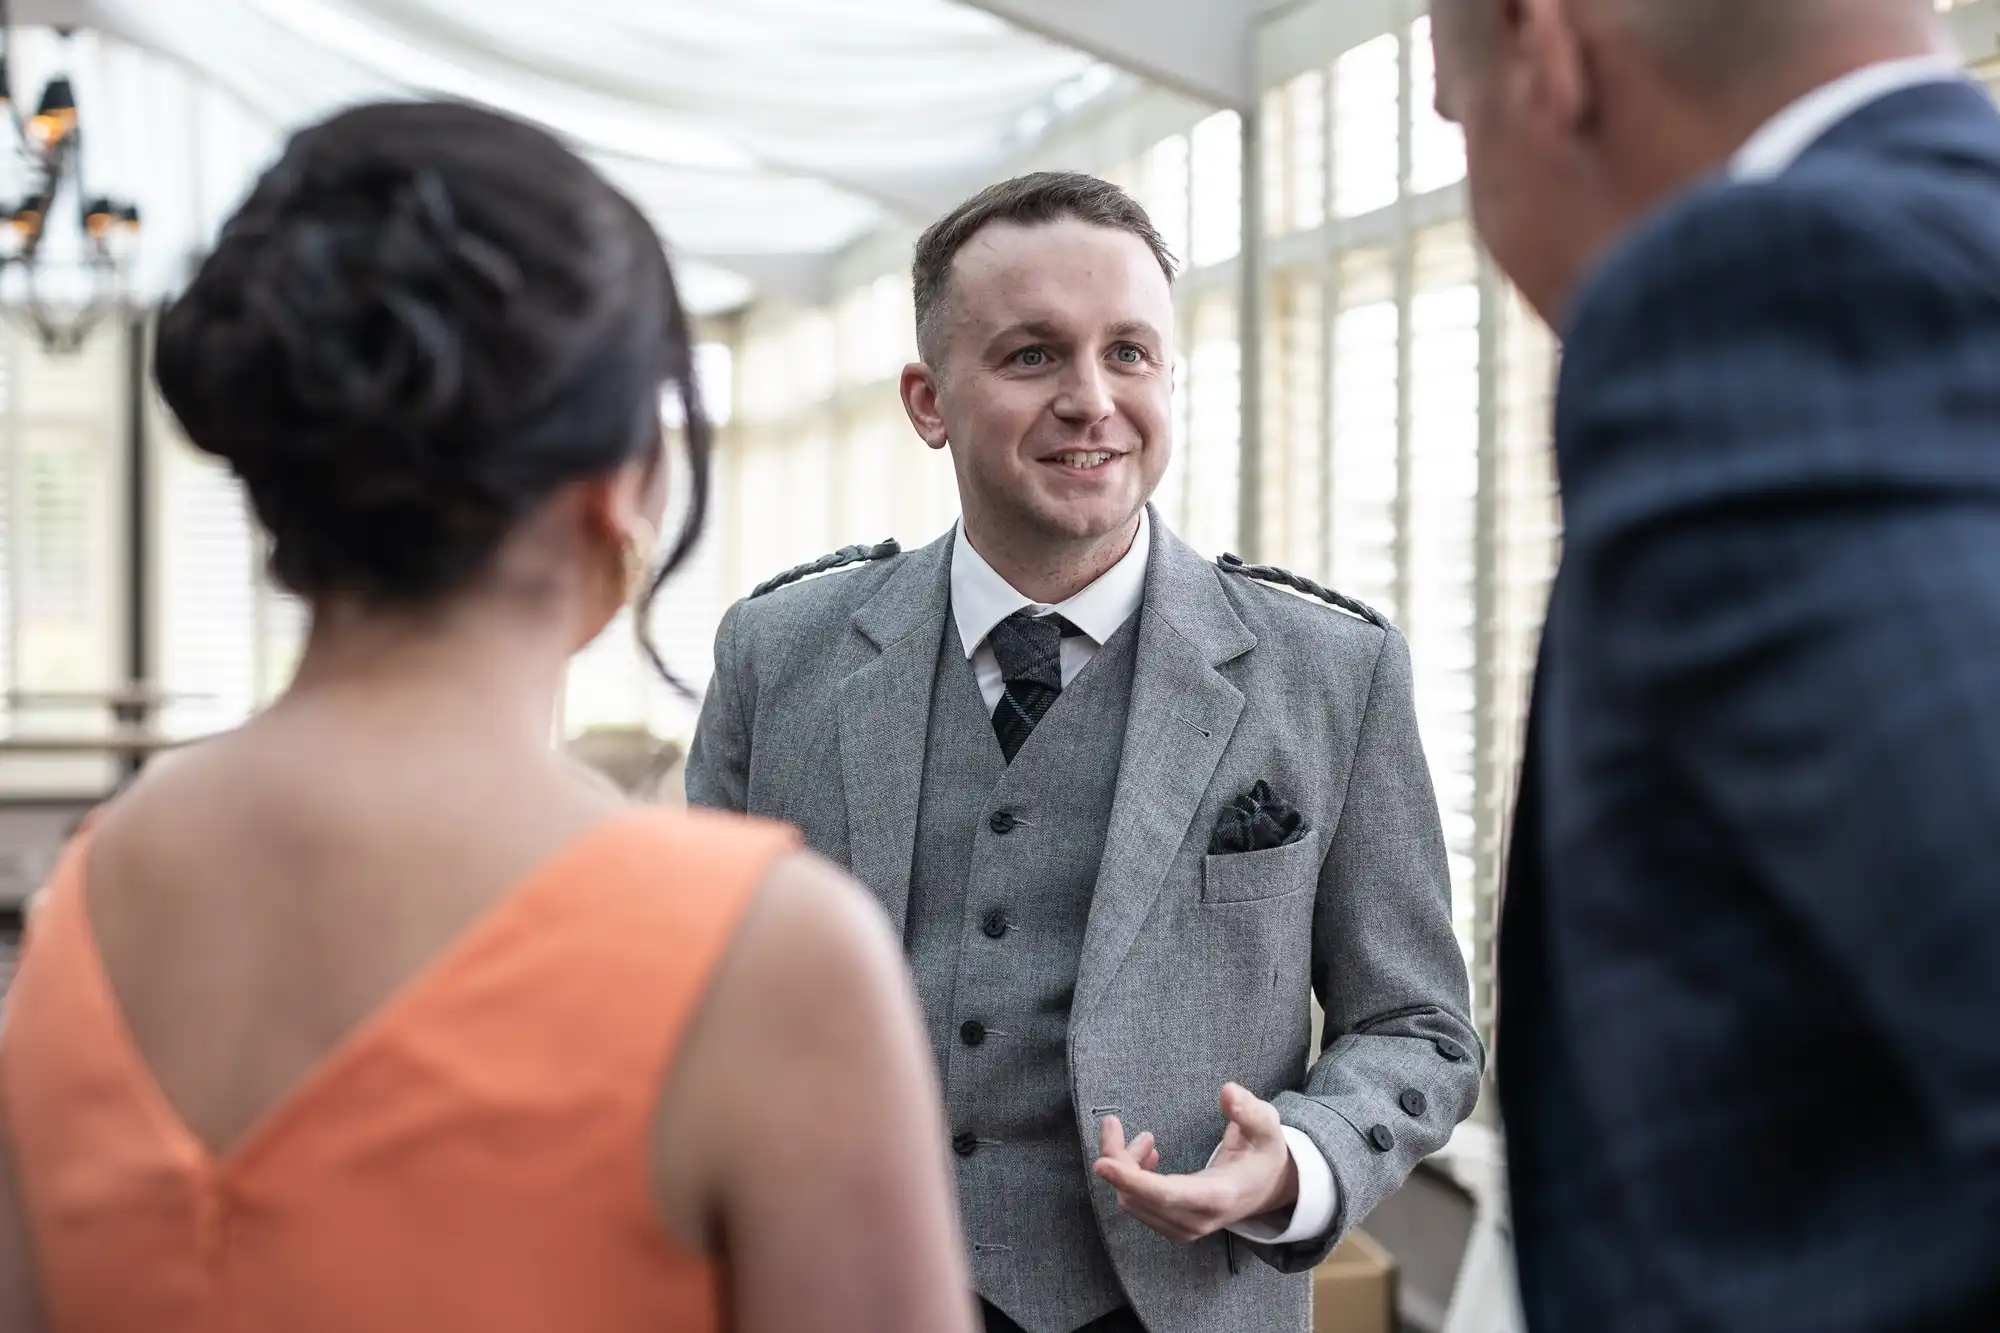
[157,100,706,603]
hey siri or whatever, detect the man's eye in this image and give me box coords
[1113,345,1145,365]
[1016,348,1048,367]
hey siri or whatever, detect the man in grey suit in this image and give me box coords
[686,172,1481,1333]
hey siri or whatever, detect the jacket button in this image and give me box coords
[1399,1089,1427,1117]
[1435,1038,1466,1063]
[1368,1124,1396,1153]
[989,810,1018,835]
[982,910,1009,939]
[960,1019,987,1047]
[953,1131,978,1158]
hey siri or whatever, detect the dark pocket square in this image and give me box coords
[1209,779,1308,855]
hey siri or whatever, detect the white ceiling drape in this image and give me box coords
[9,0,1115,312]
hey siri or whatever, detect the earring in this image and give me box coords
[619,518,660,606]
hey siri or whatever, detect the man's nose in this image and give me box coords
[1052,361,1115,424]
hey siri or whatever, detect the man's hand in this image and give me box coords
[1092,1083,1300,1243]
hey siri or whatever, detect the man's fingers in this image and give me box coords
[1138,1142,1161,1172]
[1126,1131,1156,1165]
[1104,1159,1200,1213]
[1108,1168,1227,1241]
[1094,1149,1150,1185]
[1221,1082,1283,1143]
[1118,1195,1200,1243]
[1099,1114,1128,1161]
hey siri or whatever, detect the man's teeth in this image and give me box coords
[1054,451,1114,469]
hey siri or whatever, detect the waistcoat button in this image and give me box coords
[960,1019,987,1047]
[982,911,1009,939]
[1399,1088,1428,1117]
[953,1131,979,1157]
[1368,1124,1396,1152]
[989,810,1018,835]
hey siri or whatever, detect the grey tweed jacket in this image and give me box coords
[686,514,1482,1332]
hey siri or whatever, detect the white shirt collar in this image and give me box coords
[1730,54,1965,182]
[950,510,1150,658]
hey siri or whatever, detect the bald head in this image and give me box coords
[1598,0,1936,88]
[1440,0,1937,92]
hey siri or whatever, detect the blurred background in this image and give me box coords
[2,2,1998,1325]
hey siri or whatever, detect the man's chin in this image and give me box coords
[1020,496,1146,546]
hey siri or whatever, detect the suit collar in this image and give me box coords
[1136,509,1258,668]
[851,527,955,650]
[1730,56,1964,182]
[839,529,954,930]
[1791,71,2000,173]
[1074,513,1254,1022]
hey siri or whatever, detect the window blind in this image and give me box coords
[1408,224,1483,963]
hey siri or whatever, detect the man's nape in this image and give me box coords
[1436,0,1949,322]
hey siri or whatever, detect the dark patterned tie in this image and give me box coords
[988,610,1081,763]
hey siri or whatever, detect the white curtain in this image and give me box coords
[56,0,1110,309]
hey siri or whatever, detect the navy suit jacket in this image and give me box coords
[1501,80,2000,1333]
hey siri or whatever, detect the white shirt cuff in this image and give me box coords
[1213,1125,1339,1246]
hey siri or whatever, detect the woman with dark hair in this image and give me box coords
[0,101,972,1333]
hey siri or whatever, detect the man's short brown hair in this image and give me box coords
[911,171,1177,367]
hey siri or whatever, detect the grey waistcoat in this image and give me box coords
[904,610,1141,1333]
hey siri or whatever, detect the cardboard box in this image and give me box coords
[1313,1229,1397,1333]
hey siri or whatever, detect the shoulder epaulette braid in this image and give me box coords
[750,539,903,599]
[1215,553,1390,629]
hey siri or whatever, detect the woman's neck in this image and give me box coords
[276,597,573,756]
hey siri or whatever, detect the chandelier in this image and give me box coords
[0,11,141,354]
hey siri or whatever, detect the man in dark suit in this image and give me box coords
[1429,1,2000,1329]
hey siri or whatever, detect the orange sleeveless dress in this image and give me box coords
[0,808,800,1333]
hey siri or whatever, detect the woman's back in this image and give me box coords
[3,727,789,1332]
[2,676,971,1333]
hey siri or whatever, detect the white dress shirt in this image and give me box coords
[950,511,1339,1246]
[951,513,1152,711]
[1730,54,1965,182]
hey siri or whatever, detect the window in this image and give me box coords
[1479,287,1560,1012]
[1157,350,1192,538]
[1327,249,1400,620]
[1137,135,1191,271]
[695,343,734,428]
[1190,111,1243,268]
[1333,34,1401,219]
[158,439,259,735]
[791,310,838,409]
[1409,17,1468,195]
[837,284,876,391]
[1183,292,1241,554]
[836,275,912,390]
[2,329,122,796]
[1286,71,1329,233]
[1407,225,1482,962]
[1264,70,1328,237]
[737,327,791,425]
[1260,272,1325,574]
[838,409,904,548]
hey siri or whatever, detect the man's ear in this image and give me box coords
[900,362,950,452]
[1518,0,1594,134]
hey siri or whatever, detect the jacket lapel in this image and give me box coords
[837,530,954,933]
[1075,518,1255,1022]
